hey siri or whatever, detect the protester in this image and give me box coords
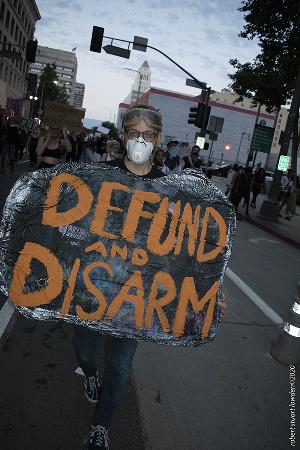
[225,164,239,196]
[65,130,77,162]
[229,166,252,217]
[101,139,121,161]
[279,170,295,220]
[164,140,181,173]
[76,133,86,162]
[250,167,266,208]
[3,119,20,173]
[181,145,202,169]
[153,148,170,174]
[28,126,40,167]
[95,136,108,160]
[75,105,166,450]
[36,126,71,168]
[16,125,28,161]
[0,117,8,173]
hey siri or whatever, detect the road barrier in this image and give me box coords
[271,282,300,366]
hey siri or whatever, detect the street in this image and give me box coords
[0,161,299,450]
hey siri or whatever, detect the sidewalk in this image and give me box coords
[212,176,300,250]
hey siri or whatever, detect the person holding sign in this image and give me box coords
[36,126,72,169]
[80,105,165,449]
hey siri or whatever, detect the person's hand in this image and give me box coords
[220,294,227,318]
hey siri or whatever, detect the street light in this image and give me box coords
[29,95,38,118]
[123,67,142,103]
[236,132,250,163]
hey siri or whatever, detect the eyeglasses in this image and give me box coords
[125,128,158,142]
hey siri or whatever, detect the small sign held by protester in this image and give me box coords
[43,101,85,132]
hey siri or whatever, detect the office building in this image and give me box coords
[29,45,77,105]
[0,0,41,112]
[73,81,85,109]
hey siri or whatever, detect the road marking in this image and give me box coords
[226,268,283,325]
[0,299,15,339]
[249,237,279,244]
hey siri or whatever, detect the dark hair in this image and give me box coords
[191,145,200,151]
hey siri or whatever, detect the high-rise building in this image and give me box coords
[123,60,151,104]
[0,0,41,111]
[29,45,78,105]
[73,82,85,109]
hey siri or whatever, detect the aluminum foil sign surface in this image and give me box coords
[0,164,236,346]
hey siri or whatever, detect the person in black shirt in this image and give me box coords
[181,145,203,170]
[78,104,164,450]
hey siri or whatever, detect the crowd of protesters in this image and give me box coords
[0,115,296,224]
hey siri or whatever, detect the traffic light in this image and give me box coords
[90,26,104,53]
[26,40,38,63]
[188,103,211,130]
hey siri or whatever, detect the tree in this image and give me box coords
[228,0,300,179]
[35,64,68,115]
[101,121,119,140]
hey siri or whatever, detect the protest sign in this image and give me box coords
[43,101,85,132]
[0,165,235,346]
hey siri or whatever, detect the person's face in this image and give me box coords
[155,150,165,164]
[191,146,200,154]
[124,119,159,148]
[49,128,61,139]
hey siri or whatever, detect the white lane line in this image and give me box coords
[0,299,15,339]
[226,267,283,325]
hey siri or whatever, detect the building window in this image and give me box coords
[279,113,282,117]
[5,8,10,29]
[278,119,282,123]
[14,24,18,41]
[0,1,5,21]
[216,97,219,102]
[10,17,15,35]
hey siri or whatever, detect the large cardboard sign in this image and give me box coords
[0,165,236,346]
[43,101,85,132]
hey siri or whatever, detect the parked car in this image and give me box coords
[210,163,231,177]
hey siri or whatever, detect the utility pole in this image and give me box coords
[259,64,300,222]
[246,104,261,167]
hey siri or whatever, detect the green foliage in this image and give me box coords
[36,64,68,114]
[102,121,119,140]
[228,0,300,110]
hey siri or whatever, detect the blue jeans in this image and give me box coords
[73,326,138,427]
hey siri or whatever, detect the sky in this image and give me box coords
[34,0,259,122]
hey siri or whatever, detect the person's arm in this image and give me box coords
[101,153,108,161]
[36,136,50,156]
[62,127,72,153]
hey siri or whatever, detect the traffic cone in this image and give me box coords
[271,282,300,366]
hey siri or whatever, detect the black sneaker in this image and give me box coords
[84,373,100,404]
[83,425,110,449]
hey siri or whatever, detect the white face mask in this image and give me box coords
[126,137,153,165]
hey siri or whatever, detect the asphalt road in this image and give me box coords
[0,161,299,450]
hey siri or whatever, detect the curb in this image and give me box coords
[239,213,300,250]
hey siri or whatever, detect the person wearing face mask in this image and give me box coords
[164,140,181,173]
[181,145,202,170]
[153,148,170,174]
[75,105,164,450]
[101,139,121,162]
